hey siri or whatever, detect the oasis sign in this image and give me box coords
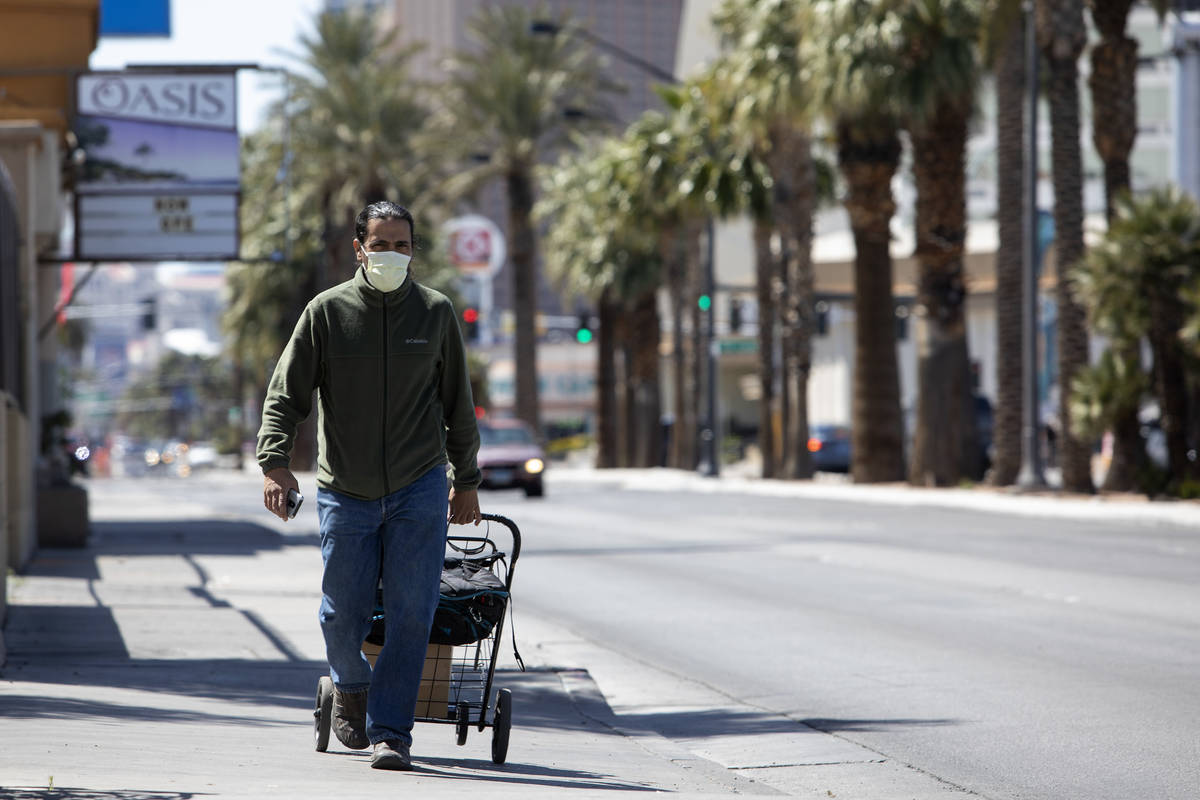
[74,71,240,261]
[78,73,235,130]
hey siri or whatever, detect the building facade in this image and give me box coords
[0,0,100,664]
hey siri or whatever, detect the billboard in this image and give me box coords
[99,0,171,36]
[74,71,240,261]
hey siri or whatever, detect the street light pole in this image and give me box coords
[1017,1,1047,489]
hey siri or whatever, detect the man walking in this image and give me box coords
[257,201,482,770]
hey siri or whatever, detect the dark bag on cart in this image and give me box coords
[428,554,509,646]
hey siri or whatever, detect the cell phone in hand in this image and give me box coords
[286,488,304,518]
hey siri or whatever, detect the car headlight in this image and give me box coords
[524,458,544,474]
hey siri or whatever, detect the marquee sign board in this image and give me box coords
[74,71,240,261]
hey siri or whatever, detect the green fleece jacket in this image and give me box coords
[256,269,481,499]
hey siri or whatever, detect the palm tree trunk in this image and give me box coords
[618,312,636,468]
[1089,0,1141,492]
[1103,355,1145,491]
[630,289,663,467]
[991,14,1027,487]
[1039,0,1095,493]
[769,123,815,480]
[909,102,977,486]
[1149,308,1194,484]
[596,289,619,468]
[506,166,541,435]
[837,120,906,483]
[753,219,779,479]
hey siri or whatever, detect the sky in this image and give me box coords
[90,0,325,133]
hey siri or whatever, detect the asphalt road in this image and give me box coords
[93,468,1199,799]
[499,473,1198,800]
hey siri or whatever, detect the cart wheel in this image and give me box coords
[491,688,512,764]
[455,702,470,746]
[314,676,334,752]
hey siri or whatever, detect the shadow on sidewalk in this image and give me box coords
[410,756,660,792]
[0,790,211,800]
[26,520,319,582]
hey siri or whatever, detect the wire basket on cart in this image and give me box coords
[313,513,522,764]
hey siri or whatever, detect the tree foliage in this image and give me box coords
[1074,186,1200,490]
[116,352,238,447]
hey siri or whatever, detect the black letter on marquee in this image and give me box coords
[91,78,129,112]
[200,82,227,119]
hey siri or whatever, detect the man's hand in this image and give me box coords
[264,467,299,521]
[448,486,481,526]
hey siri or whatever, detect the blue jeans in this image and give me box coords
[316,464,448,746]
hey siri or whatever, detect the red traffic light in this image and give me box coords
[462,308,479,324]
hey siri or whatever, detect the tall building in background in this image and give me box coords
[391,0,683,129]
[383,0,685,322]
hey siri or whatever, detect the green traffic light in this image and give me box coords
[576,328,594,344]
[698,294,712,311]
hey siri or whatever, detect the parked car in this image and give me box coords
[808,424,851,473]
[477,419,546,497]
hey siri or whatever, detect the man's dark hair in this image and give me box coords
[355,201,415,244]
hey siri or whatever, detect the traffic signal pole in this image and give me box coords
[698,220,719,477]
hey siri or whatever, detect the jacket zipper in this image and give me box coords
[381,300,390,496]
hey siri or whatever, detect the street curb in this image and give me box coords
[553,668,786,796]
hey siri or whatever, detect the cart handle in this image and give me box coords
[467,513,519,589]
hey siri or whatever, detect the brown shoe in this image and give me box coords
[332,687,369,750]
[370,739,412,771]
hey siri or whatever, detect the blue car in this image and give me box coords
[808,424,851,472]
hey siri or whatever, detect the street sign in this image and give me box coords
[100,0,170,37]
[74,71,240,262]
[718,337,757,355]
[444,214,506,277]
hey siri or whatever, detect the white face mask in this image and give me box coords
[361,248,411,293]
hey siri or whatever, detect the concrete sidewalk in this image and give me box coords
[0,495,764,799]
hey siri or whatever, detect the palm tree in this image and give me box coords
[225,8,454,468]
[885,0,986,486]
[617,113,704,471]
[1084,0,1170,490]
[810,0,908,483]
[537,136,664,468]
[984,1,1026,487]
[712,0,817,480]
[749,216,782,477]
[285,9,431,288]
[1074,187,1200,490]
[435,6,622,436]
[1037,0,1094,493]
[661,74,777,478]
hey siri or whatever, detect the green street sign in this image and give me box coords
[718,337,757,355]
